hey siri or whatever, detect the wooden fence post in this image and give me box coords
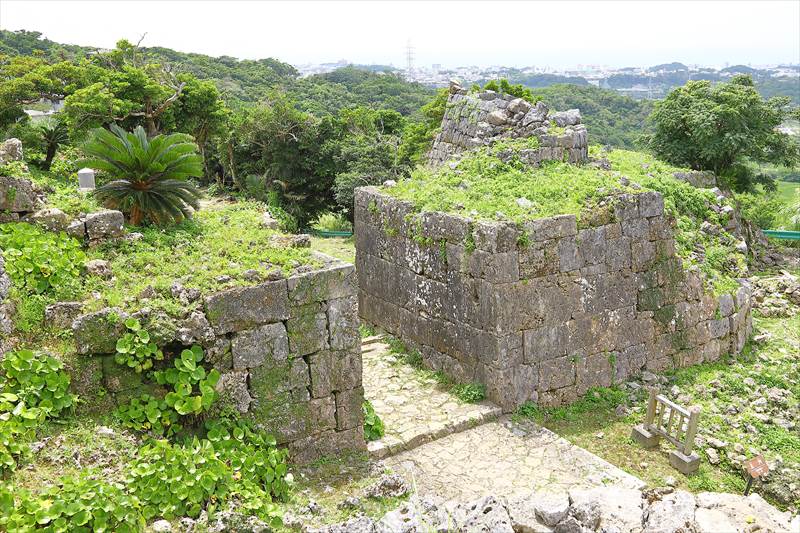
[683,406,701,456]
[645,387,657,428]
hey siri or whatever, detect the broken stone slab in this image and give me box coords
[85,259,112,278]
[694,491,795,533]
[72,307,129,355]
[449,495,515,533]
[176,310,216,346]
[66,219,87,240]
[204,280,289,335]
[550,109,582,127]
[84,210,125,241]
[44,301,83,330]
[212,370,252,415]
[643,490,696,533]
[23,208,69,232]
[569,487,645,532]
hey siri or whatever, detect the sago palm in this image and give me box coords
[81,125,203,225]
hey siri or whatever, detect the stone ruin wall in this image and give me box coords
[428,82,589,167]
[355,187,753,411]
[68,255,365,463]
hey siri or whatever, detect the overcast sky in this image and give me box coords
[1,1,798,69]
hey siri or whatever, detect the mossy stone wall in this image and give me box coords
[355,187,752,411]
[70,253,365,463]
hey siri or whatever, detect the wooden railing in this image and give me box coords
[643,387,701,458]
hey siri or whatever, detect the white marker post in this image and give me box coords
[78,168,96,191]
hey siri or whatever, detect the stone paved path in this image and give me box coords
[362,338,502,458]
[384,416,646,503]
[361,336,645,504]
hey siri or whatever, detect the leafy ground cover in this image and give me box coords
[514,283,800,512]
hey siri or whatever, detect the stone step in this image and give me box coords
[362,341,503,460]
[361,335,386,347]
[367,402,502,459]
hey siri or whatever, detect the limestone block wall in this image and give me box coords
[428,83,589,166]
[70,254,365,463]
[355,187,752,411]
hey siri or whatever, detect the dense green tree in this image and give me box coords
[398,88,448,165]
[647,75,800,191]
[328,107,408,220]
[229,95,337,227]
[531,84,653,148]
[289,67,434,116]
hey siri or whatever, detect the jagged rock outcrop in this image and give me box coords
[312,488,797,532]
[428,80,589,166]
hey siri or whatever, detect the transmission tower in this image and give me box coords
[405,39,415,80]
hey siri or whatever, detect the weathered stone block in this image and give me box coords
[212,370,252,414]
[557,238,583,272]
[523,324,567,363]
[25,208,69,232]
[631,240,656,272]
[287,262,356,305]
[287,306,329,356]
[539,355,576,392]
[717,293,735,317]
[328,295,359,351]
[72,307,129,355]
[231,322,289,370]
[308,350,362,398]
[621,217,650,240]
[204,281,289,335]
[638,192,664,217]
[577,352,613,393]
[707,318,730,340]
[335,386,364,431]
[473,221,520,252]
[0,176,37,212]
[524,215,577,242]
[85,210,124,241]
[308,396,336,432]
[45,301,83,330]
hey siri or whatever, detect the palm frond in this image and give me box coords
[84,126,204,226]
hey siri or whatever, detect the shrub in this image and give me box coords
[126,419,289,523]
[0,222,85,297]
[735,191,785,229]
[115,345,220,435]
[114,318,164,373]
[82,125,203,225]
[0,349,77,471]
[0,475,144,532]
[362,400,384,441]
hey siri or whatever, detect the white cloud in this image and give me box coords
[1,0,798,68]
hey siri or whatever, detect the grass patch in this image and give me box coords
[386,147,746,293]
[83,201,317,317]
[450,383,485,404]
[517,307,799,510]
